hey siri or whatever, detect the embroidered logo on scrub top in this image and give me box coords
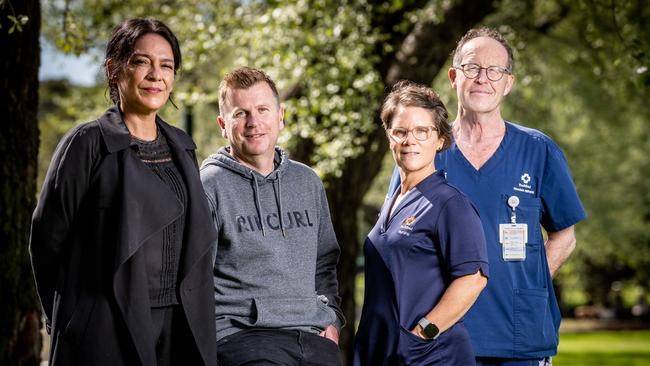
[398,215,417,236]
[513,172,535,195]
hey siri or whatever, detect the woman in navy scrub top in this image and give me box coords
[354,81,489,366]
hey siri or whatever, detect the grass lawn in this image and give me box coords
[555,330,650,365]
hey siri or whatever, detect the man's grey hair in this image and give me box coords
[451,27,514,72]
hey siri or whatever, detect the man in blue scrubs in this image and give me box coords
[388,28,586,365]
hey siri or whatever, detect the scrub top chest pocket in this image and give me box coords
[499,194,543,261]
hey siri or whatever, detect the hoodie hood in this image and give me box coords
[202,146,289,181]
[201,146,289,236]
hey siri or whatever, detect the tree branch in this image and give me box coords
[385,0,496,85]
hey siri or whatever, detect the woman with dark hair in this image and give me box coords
[353,81,489,365]
[30,18,217,366]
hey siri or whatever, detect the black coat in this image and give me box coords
[30,106,218,366]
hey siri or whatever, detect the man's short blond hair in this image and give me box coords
[218,67,280,114]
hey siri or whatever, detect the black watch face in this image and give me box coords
[423,323,439,338]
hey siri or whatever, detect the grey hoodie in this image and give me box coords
[200,147,344,341]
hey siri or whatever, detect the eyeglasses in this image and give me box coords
[454,63,511,81]
[386,126,437,143]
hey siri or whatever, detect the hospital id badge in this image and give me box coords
[499,223,528,261]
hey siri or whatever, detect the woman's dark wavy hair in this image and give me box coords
[104,18,182,105]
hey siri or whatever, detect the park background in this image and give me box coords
[1,0,649,365]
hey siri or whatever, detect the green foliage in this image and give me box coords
[225,0,384,177]
[0,0,29,33]
[156,103,227,163]
[37,80,109,191]
[6,14,28,33]
[42,0,386,178]
[41,0,650,310]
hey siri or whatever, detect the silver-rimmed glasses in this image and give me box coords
[454,63,511,81]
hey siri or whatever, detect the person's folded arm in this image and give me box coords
[411,270,487,337]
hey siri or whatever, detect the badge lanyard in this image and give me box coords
[499,196,528,261]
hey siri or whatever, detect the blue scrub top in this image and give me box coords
[355,170,488,366]
[387,122,586,359]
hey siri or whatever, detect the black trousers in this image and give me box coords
[217,328,341,366]
[151,306,201,366]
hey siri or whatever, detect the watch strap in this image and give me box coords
[417,317,440,339]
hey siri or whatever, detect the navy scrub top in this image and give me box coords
[354,170,488,366]
[387,122,586,359]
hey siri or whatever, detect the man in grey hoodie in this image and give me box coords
[200,67,344,366]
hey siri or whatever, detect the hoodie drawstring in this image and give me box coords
[251,167,285,237]
[252,174,267,236]
[275,172,286,237]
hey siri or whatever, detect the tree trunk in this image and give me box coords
[0,1,42,365]
[325,1,496,363]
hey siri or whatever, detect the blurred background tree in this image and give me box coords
[2,0,648,364]
[1,0,41,365]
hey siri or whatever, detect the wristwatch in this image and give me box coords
[417,317,440,340]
